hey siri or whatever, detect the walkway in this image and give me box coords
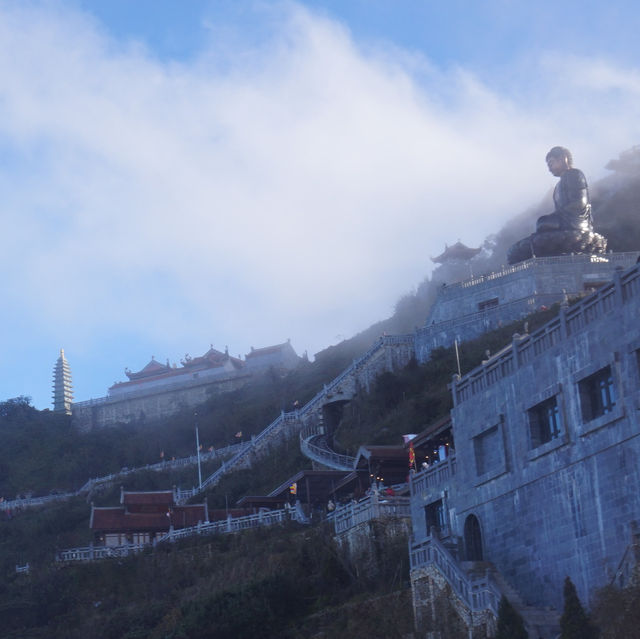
[0,442,246,512]
[57,503,308,562]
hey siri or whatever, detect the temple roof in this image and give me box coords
[354,445,408,464]
[353,445,412,484]
[121,490,174,507]
[114,346,245,390]
[431,241,481,263]
[125,357,172,381]
[182,346,243,370]
[90,504,207,532]
[408,416,452,449]
[245,341,295,359]
[267,470,357,502]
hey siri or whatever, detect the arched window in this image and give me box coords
[464,514,483,561]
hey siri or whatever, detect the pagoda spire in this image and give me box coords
[52,348,74,415]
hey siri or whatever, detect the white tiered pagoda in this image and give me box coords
[52,348,73,415]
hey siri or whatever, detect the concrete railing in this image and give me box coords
[198,412,300,491]
[57,543,147,562]
[300,435,355,471]
[333,494,411,534]
[443,252,638,293]
[453,262,640,404]
[57,506,307,562]
[297,334,414,465]
[418,292,562,342]
[2,443,245,512]
[410,455,457,496]
[410,534,501,616]
[0,491,76,512]
[158,506,303,543]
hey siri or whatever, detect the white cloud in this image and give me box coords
[0,2,639,405]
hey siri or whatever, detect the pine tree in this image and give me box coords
[495,595,528,639]
[560,576,598,639]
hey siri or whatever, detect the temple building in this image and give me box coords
[109,347,245,397]
[244,340,301,372]
[409,261,640,636]
[71,341,302,430]
[430,241,482,264]
[90,488,208,547]
[52,348,73,415]
[415,251,640,364]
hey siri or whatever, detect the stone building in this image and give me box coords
[244,340,301,372]
[52,348,73,415]
[409,261,640,636]
[415,252,639,364]
[71,341,302,430]
[90,488,208,547]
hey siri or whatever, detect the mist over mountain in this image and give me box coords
[316,145,640,361]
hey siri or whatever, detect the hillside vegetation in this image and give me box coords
[0,146,638,637]
[1,523,413,639]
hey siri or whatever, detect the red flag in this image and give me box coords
[409,442,416,469]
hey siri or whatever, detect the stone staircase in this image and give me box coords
[410,535,559,638]
[192,334,414,491]
[483,566,559,638]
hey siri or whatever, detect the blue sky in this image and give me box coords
[2,0,640,409]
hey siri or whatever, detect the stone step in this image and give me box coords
[487,568,559,638]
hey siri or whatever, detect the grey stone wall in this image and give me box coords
[411,263,640,609]
[352,335,415,394]
[415,252,639,363]
[410,565,493,639]
[72,373,249,431]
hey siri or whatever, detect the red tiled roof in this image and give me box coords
[355,445,408,462]
[182,347,227,369]
[110,347,246,391]
[91,504,207,532]
[121,491,173,506]
[110,365,189,389]
[431,241,481,264]
[208,508,254,521]
[245,343,289,359]
[410,416,452,448]
[125,358,172,380]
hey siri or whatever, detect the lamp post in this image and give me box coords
[195,413,202,489]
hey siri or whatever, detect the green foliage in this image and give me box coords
[335,307,560,453]
[2,163,637,637]
[495,595,528,639]
[203,437,308,510]
[0,498,89,573]
[0,344,385,500]
[591,582,640,639]
[560,576,598,639]
[175,574,303,639]
[0,521,411,639]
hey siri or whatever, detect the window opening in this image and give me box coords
[528,396,562,448]
[579,366,616,422]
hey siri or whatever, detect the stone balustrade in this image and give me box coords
[453,262,640,405]
[57,506,306,562]
[410,534,500,615]
[410,455,457,496]
[333,494,411,534]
